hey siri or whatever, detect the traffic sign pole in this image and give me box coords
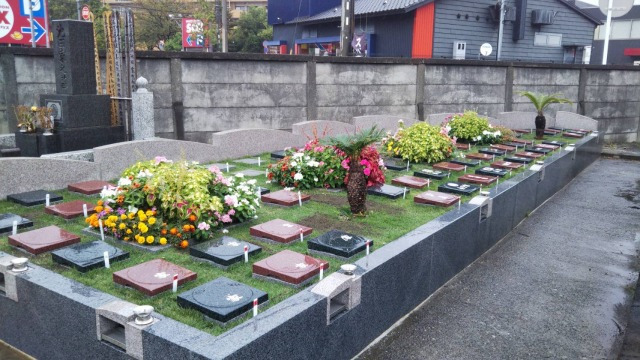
[44,0,49,48]
[602,0,613,65]
[29,0,35,47]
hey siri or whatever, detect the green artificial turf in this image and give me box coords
[0,134,577,336]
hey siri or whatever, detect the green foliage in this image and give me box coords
[388,122,454,163]
[133,0,190,50]
[229,6,272,53]
[163,32,184,52]
[447,111,491,142]
[49,0,109,49]
[518,91,572,116]
[323,126,385,160]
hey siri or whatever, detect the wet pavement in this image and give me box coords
[357,159,640,360]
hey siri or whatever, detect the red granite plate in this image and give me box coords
[391,175,430,189]
[252,250,328,285]
[261,190,310,207]
[414,191,460,207]
[8,225,81,255]
[459,174,497,185]
[113,259,197,296]
[45,200,96,219]
[250,219,313,244]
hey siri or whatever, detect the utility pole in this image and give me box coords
[339,0,355,56]
[602,0,613,64]
[29,0,35,47]
[77,0,81,20]
[496,0,506,61]
[221,0,228,52]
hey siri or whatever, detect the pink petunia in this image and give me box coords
[197,222,210,231]
[221,214,232,223]
[228,209,236,216]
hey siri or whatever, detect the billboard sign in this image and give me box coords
[0,0,48,46]
[182,18,204,48]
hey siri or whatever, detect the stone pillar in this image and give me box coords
[131,77,155,140]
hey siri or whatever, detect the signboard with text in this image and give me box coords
[0,0,49,46]
[182,18,204,48]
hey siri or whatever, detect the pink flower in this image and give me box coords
[452,136,457,145]
[319,161,325,166]
[154,156,169,165]
[208,165,221,174]
[363,168,371,176]
[341,159,350,170]
[197,222,210,231]
[221,214,232,223]
[224,195,238,207]
[228,209,236,216]
[360,159,371,167]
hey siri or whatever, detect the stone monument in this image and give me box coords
[15,20,124,156]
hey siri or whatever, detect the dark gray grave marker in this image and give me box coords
[542,140,566,147]
[51,241,129,272]
[504,156,533,164]
[479,148,505,156]
[367,184,406,199]
[413,168,447,180]
[307,230,371,259]
[524,147,552,154]
[7,190,63,207]
[383,158,410,171]
[190,237,261,268]
[450,158,480,167]
[475,167,508,177]
[271,150,286,159]
[438,182,479,196]
[0,214,33,234]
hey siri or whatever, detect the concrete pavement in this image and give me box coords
[357,159,640,360]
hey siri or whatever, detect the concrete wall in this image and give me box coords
[0,49,638,143]
[0,135,602,360]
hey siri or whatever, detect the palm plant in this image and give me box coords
[518,91,572,139]
[323,126,385,215]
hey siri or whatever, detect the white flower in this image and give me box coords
[304,155,311,161]
[128,205,138,214]
[495,131,501,137]
[118,177,132,187]
[482,130,490,135]
[247,179,257,185]
[235,173,244,178]
[445,125,451,132]
[307,160,320,167]
[290,161,298,167]
[265,180,272,184]
[222,229,229,234]
[398,119,404,124]
[253,215,259,219]
[292,152,304,159]
[313,177,318,182]
[294,173,304,181]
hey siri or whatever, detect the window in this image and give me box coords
[631,20,640,39]
[301,27,317,39]
[611,20,632,39]
[236,5,248,11]
[534,32,562,47]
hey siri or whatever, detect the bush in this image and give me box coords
[445,111,491,142]
[383,122,454,163]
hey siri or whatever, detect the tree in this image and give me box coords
[323,127,385,215]
[48,0,109,49]
[518,91,572,139]
[133,0,194,50]
[229,7,272,53]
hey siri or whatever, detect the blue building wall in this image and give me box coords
[433,0,597,62]
[267,0,341,25]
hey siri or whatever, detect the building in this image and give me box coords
[103,0,267,19]
[575,1,640,65]
[268,0,601,63]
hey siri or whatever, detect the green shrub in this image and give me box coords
[385,122,454,163]
[446,111,491,142]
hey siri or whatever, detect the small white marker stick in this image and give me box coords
[265,168,269,177]
[458,199,461,210]
[319,266,324,280]
[258,157,261,167]
[226,162,230,173]
[497,178,499,186]
[103,251,110,269]
[403,187,407,200]
[366,240,370,256]
[299,229,304,242]
[298,191,302,207]
[172,274,178,293]
[12,220,18,235]
[447,172,450,179]
[406,160,410,172]
[492,154,495,161]
[427,179,431,189]
[253,299,258,317]
[464,165,467,173]
[83,203,88,218]
[45,193,50,207]
[244,245,249,263]
[98,219,105,241]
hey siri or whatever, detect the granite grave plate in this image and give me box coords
[503,142,524,149]
[533,143,559,151]
[67,180,114,195]
[542,140,566,147]
[252,250,329,287]
[190,237,262,267]
[433,162,465,172]
[271,150,286,159]
[234,169,264,177]
[8,225,81,255]
[515,151,543,159]
[565,128,590,134]
[543,130,558,136]
[524,146,552,154]
[51,241,129,272]
[563,132,584,138]
[249,219,313,244]
[459,174,497,185]
[513,129,532,134]
[479,148,505,156]
[307,230,371,259]
[234,158,263,166]
[112,259,197,296]
[210,163,236,172]
[504,156,533,164]
[511,139,534,145]
[259,187,270,195]
[490,144,516,152]
[261,190,310,207]
[383,158,410,171]
[438,182,479,195]
[465,153,494,161]
[177,277,268,324]
[45,200,96,219]
[367,184,406,199]
[450,158,480,167]
[0,214,33,234]
[7,190,63,207]
[414,191,460,207]
[491,160,523,170]
[413,168,448,180]
[475,167,508,177]
[391,175,430,189]
[545,128,562,134]
[454,143,472,150]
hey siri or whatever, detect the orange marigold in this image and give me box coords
[169,228,178,235]
[180,240,189,249]
[189,214,197,222]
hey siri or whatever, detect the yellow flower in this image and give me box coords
[126,229,132,235]
[146,236,154,244]
[145,210,153,217]
[159,237,167,245]
[128,212,135,220]
[119,223,126,230]
[138,223,148,234]
[137,237,145,244]
[148,217,156,225]
[138,212,147,222]
[30,106,37,112]
[123,236,130,241]
[120,214,127,220]
[94,206,103,213]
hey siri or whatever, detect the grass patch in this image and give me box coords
[0,134,576,336]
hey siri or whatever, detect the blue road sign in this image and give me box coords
[21,18,45,42]
[19,0,45,19]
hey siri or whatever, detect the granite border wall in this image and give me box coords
[0,135,601,359]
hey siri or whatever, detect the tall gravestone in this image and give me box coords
[15,20,124,156]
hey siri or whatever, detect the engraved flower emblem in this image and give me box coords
[154,272,169,279]
[282,223,294,228]
[227,241,240,247]
[226,294,243,302]
[295,262,308,269]
[340,235,352,241]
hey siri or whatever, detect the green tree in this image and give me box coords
[133,0,194,50]
[48,0,109,49]
[229,7,272,53]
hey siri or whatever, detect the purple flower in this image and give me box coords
[117,208,126,215]
[197,222,210,231]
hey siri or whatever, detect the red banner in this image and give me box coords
[0,0,48,46]
[182,18,204,48]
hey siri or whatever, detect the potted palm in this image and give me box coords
[323,127,385,215]
[519,91,572,139]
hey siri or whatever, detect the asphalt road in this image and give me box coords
[358,159,640,360]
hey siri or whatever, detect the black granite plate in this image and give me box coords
[524,147,552,154]
[271,150,286,159]
[51,241,129,273]
[0,213,33,234]
[479,148,505,156]
[438,182,479,195]
[450,159,480,167]
[413,169,448,180]
[383,158,410,171]
[475,167,508,177]
[504,156,533,164]
[542,140,566,147]
[190,237,261,267]
[307,230,371,259]
[367,184,406,199]
[7,190,63,207]
[177,277,268,324]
